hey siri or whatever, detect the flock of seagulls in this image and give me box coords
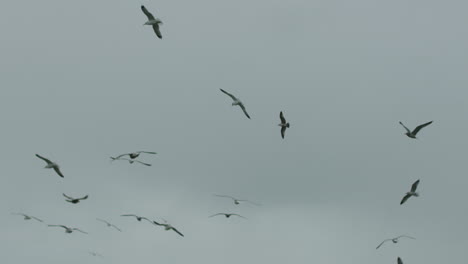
[10,4,439,263]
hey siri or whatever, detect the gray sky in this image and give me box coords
[1,0,468,263]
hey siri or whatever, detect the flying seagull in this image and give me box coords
[152,220,184,237]
[121,214,152,223]
[110,157,152,166]
[12,213,43,222]
[35,154,64,178]
[214,194,261,206]
[399,121,433,139]
[400,179,420,205]
[96,218,122,232]
[48,225,88,234]
[279,111,290,139]
[398,257,403,264]
[220,89,251,119]
[113,151,157,160]
[376,235,416,249]
[209,213,247,219]
[89,252,103,258]
[141,5,163,39]
[63,193,88,204]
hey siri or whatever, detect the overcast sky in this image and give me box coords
[1,0,468,263]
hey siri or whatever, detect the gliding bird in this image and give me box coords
[376,235,416,249]
[141,5,163,39]
[121,214,152,222]
[12,213,43,222]
[110,157,152,166]
[153,220,184,237]
[113,151,157,160]
[209,213,247,219]
[63,193,88,204]
[400,180,420,205]
[220,89,251,119]
[399,121,433,139]
[214,194,261,206]
[48,225,88,234]
[96,218,122,232]
[35,154,64,178]
[278,111,290,139]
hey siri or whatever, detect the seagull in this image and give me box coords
[110,157,152,166]
[141,5,163,39]
[121,214,152,223]
[48,225,88,234]
[89,252,103,258]
[63,193,88,204]
[376,235,416,249]
[209,213,247,219]
[278,111,290,139]
[96,218,122,232]
[400,179,420,205]
[214,194,261,206]
[220,89,251,119]
[11,213,43,222]
[35,154,64,178]
[113,151,157,160]
[399,121,433,139]
[398,257,403,264]
[152,220,184,237]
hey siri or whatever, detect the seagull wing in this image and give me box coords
[280,111,286,124]
[239,199,262,206]
[171,227,184,237]
[397,235,416,240]
[376,239,391,249]
[48,225,68,229]
[398,122,411,134]
[400,194,411,205]
[53,167,64,178]
[134,160,152,166]
[397,257,403,264]
[79,195,89,200]
[239,103,251,119]
[121,214,137,218]
[220,89,238,101]
[232,214,247,219]
[412,121,433,135]
[35,154,53,165]
[111,224,122,232]
[96,218,109,224]
[114,153,131,159]
[410,179,420,192]
[31,216,43,222]
[141,5,155,20]
[152,24,162,39]
[209,213,223,218]
[281,126,286,139]
[73,228,88,234]
[214,194,236,200]
[137,151,157,155]
[63,193,74,200]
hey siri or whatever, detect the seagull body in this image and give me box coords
[35,154,64,178]
[398,257,403,264]
[400,180,420,205]
[63,193,88,204]
[278,111,290,139]
[113,151,157,160]
[12,213,43,222]
[96,218,122,232]
[220,89,251,119]
[89,252,103,258]
[121,214,151,223]
[153,220,184,237]
[141,5,163,39]
[209,213,247,219]
[399,121,433,139]
[376,235,416,249]
[48,225,88,234]
[111,157,152,166]
[214,194,261,206]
